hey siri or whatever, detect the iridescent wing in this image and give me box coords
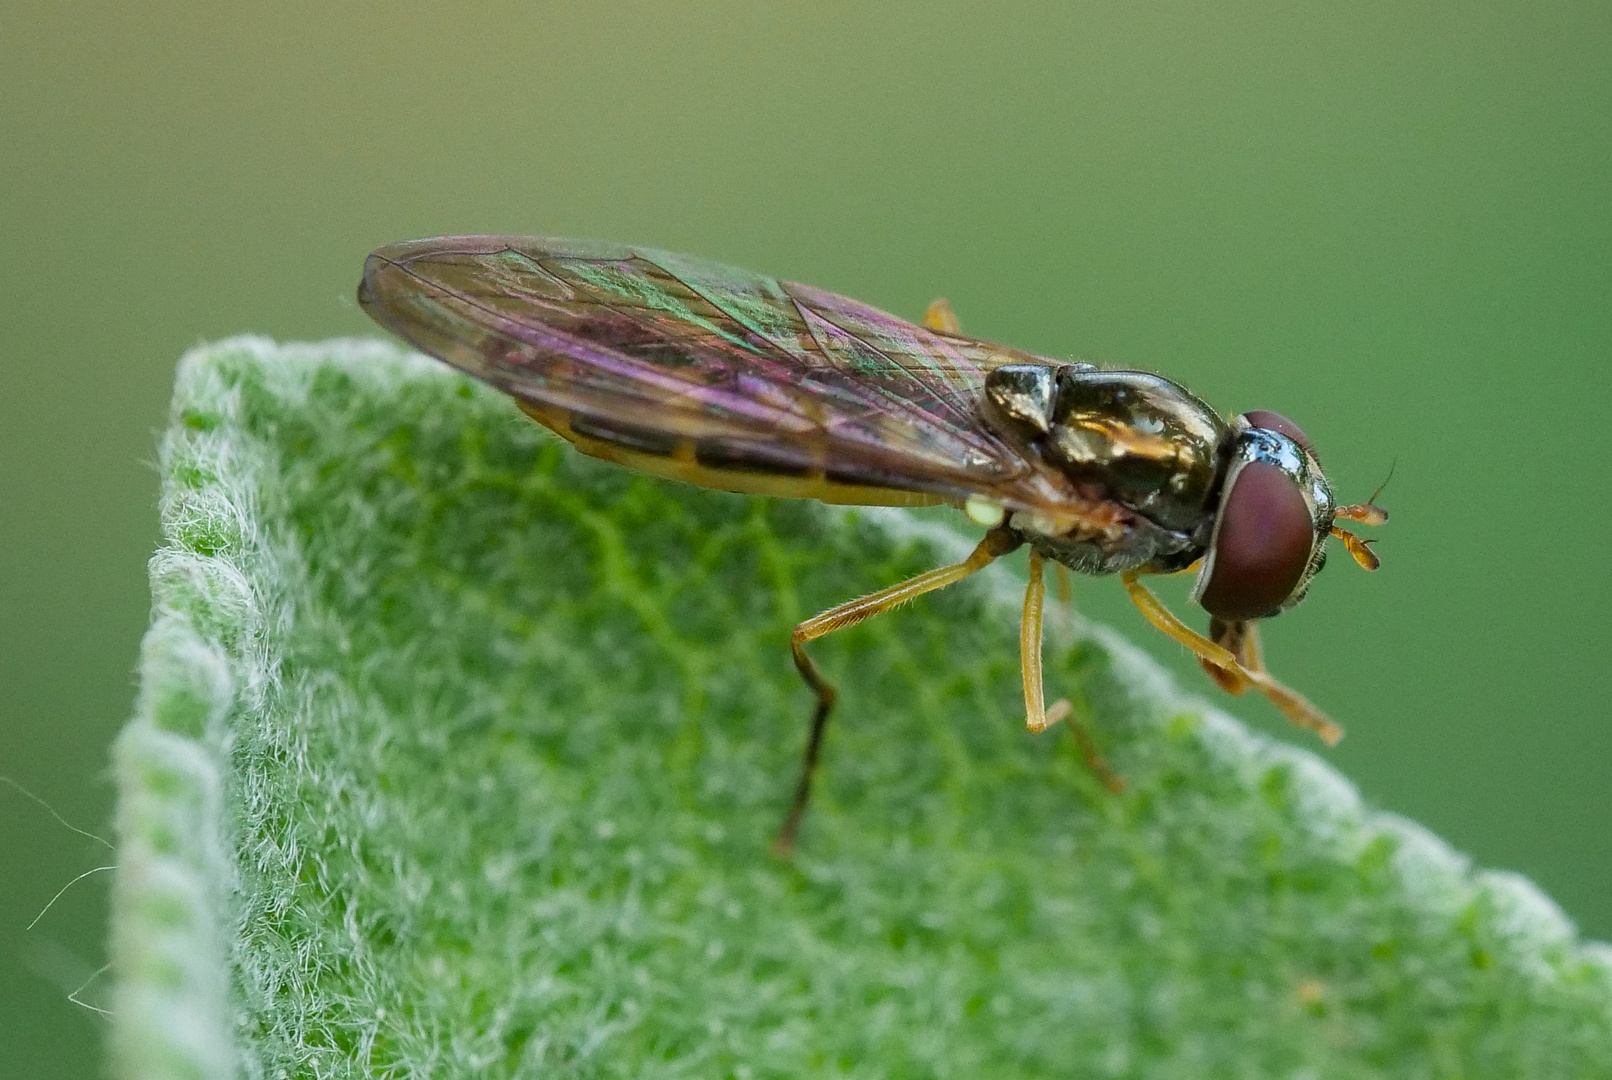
[359,235,1090,515]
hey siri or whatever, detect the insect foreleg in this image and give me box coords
[1119,572,1343,745]
[1200,618,1256,696]
[774,525,1022,855]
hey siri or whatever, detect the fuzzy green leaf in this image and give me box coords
[111,338,1612,1079]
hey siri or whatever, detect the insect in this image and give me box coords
[359,236,1387,852]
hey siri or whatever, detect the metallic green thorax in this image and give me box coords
[983,364,1230,574]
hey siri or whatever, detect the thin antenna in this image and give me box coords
[1336,460,1395,527]
[1365,458,1397,508]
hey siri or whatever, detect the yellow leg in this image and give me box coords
[1121,571,1236,668]
[775,526,1023,854]
[1066,705,1126,794]
[1201,618,1255,695]
[1054,563,1073,606]
[1021,551,1072,732]
[1024,553,1125,792]
[923,298,961,333]
[1120,571,1343,745]
[1241,620,1265,673]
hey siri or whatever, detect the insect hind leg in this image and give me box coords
[777,642,836,857]
[773,526,1021,855]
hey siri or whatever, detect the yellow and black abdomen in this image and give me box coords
[518,401,948,508]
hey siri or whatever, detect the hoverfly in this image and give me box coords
[358,236,1386,852]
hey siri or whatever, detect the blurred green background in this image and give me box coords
[3,2,1608,1074]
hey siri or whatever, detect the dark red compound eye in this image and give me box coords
[1240,410,1314,456]
[1198,415,1318,620]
